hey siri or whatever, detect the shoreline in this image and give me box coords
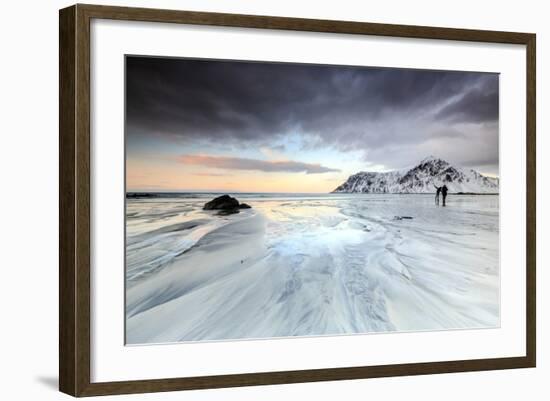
[126,192,500,198]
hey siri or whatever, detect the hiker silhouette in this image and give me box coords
[434,184,442,205]
[441,185,448,206]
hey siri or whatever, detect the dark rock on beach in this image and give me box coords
[203,195,252,214]
[203,195,239,210]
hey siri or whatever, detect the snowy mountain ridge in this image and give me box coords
[333,156,499,194]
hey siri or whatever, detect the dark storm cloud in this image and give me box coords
[179,154,340,174]
[435,77,499,123]
[126,56,499,171]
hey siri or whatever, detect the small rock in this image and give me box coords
[203,195,252,214]
[394,216,413,220]
[203,195,240,211]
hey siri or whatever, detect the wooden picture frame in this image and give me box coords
[59,3,536,397]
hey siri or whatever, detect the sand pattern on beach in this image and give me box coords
[125,194,499,344]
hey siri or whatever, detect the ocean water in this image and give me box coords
[125,193,499,344]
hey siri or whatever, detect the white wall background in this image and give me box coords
[0,0,546,400]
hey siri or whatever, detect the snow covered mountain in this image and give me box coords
[332,156,499,194]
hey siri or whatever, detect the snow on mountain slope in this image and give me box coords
[333,156,499,194]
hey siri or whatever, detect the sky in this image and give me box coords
[126,56,499,193]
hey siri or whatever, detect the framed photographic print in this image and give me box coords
[59,4,536,397]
